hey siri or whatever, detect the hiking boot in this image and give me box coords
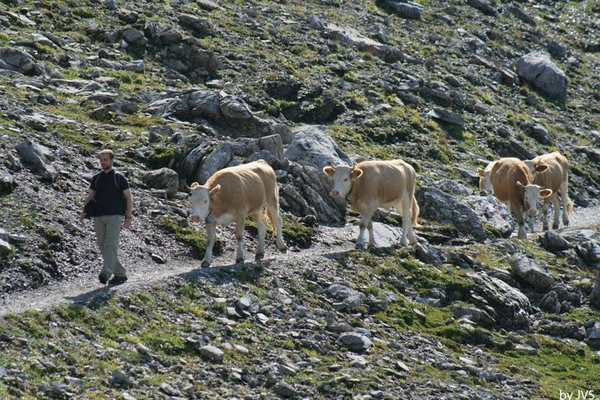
[98,272,110,285]
[108,275,128,285]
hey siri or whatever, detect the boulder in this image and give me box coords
[514,52,567,105]
[284,125,351,170]
[142,168,179,198]
[509,253,555,291]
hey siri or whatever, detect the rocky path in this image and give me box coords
[1,205,598,317]
[0,223,368,316]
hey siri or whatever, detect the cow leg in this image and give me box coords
[202,222,217,268]
[560,180,570,227]
[549,194,560,230]
[253,212,266,261]
[357,213,372,249]
[527,215,535,233]
[517,223,527,239]
[512,206,527,239]
[539,198,549,231]
[399,194,417,246]
[234,218,246,265]
[266,204,288,253]
[367,218,377,248]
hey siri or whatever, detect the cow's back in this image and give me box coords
[489,158,531,205]
[351,160,415,208]
[531,152,568,191]
[208,161,276,216]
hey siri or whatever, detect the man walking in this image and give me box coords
[80,149,133,285]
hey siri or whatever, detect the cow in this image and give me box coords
[189,160,287,267]
[477,157,553,239]
[523,151,573,231]
[322,159,419,248]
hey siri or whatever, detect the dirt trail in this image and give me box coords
[0,224,361,317]
[1,206,598,317]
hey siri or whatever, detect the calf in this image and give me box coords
[477,157,552,239]
[323,159,419,248]
[189,160,287,267]
[523,151,573,230]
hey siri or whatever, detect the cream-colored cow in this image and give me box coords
[477,157,552,239]
[189,160,287,267]
[523,151,573,230]
[323,159,419,248]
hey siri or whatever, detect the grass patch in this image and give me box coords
[160,217,221,258]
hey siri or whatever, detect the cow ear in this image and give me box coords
[540,188,553,199]
[190,182,199,189]
[477,168,485,177]
[323,166,335,177]
[209,184,221,197]
[350,168,363,180]
[535,164,548,173]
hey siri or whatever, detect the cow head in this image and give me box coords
[517,181,553,216]
[477,164,494,194]
[189,182,221,223]
[323,164,363,199]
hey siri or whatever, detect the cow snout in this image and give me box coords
[331,190,340,199]
[190,215,201,223]
[528,209,537,217]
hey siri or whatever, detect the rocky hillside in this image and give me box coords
[0,0,599,398]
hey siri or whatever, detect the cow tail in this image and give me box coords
[265,207,278,237]
[410,195,420,228]
[567,198,574,214]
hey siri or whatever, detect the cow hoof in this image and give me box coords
[235,257,245,265]
[277,244,288,253]
[201,261,211,268]
[255,252,264,261]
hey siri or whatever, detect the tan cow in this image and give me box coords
[189,160,287,267]
[323,159,419,248]
[477,157,553,239]
[523,151,573,231]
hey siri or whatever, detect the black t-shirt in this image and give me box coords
[90,170,130,216]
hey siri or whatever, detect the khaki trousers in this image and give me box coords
[93,215,126,277]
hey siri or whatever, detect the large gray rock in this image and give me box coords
[376,0,424,20]
[15,140,58,181]
[0,173,15,194]
[144,22,183,45]
[146,90,276,139]
[509,253,555,291]
[338,332,372,353]
[416,187,487,241]
[514,52,567,105]
[195,142,235,184]
[280,162,345,224]
[562,229,600,267]
[284,125,351,170]
[468,272,533,331]
[0,48,37,75]
[142,168,179,198]
[466,194,516,238]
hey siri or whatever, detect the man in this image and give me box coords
[79,149,133,285]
